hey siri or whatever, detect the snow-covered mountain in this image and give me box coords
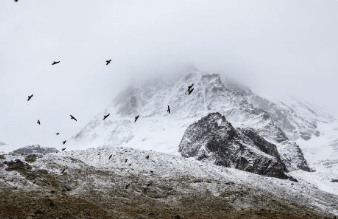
[68,70,337,165]
[64,69,338,205]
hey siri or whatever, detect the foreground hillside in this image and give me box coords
[1,147,338,218]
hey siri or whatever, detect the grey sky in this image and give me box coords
[0,0,337,148]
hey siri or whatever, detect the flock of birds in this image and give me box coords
[26,60,195,152]
[27,60,116,151]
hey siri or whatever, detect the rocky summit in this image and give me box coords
[179,112,290,179]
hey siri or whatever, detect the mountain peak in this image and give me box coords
[70,70,336,159]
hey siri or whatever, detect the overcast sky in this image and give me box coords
[0,0,337,148]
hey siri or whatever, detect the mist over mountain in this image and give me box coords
[69,69,337,162]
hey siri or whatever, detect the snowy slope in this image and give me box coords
[68,70,338,163]
[58,146,338,216]
[2,146,338,217]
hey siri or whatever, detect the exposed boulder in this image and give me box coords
[5,159,32,172]
[178,112,288,179]
[25,154,38,163]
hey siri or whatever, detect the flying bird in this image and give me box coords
[103,113,110,120]
[188,88,194,95]
[37,120,41,125]
[51,61,60,65]
[61,168,66,174]
[27,94,33,101]
[134,115,139,123]
[56,133,59,135]
[188,84,194,90]
[14,0,18,2]
[62,147,66,151]
[109,155,112,160]
[62,140,66,145]
[167,105,170,114]
[106,59,112,65]
[70,115,77,121]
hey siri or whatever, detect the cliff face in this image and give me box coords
[179,112,288,179]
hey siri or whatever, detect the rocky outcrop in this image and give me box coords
[277,141,312,172]
[25,154,38,163]
[10,145,58,155]
[178,112,288,179]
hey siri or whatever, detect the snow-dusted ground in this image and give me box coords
[55,146,337,216]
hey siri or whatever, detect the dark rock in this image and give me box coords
[34,209,43,215]
[125,183,131,189]
[61,182,72,191]
[331,179,338,183]
[5,159,32,172]
[147,212,159,218]
[172,215,181,219]
[0,155,5,159]
[288,177,298,182]
[25,154,37,163]
[179,112,288,179]
[225,182,235,185]
[45,199,55,207]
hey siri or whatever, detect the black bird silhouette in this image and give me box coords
[167,105,170,114]
[109,155,112,160]
[146,155,149,159]
[37,120,41,125]
[27,94,33,101]
[70,115,77,121]
[134,115,139,123]
[56,133,59,135]
[62,147,66,151]
[14,0,18,2]
[61,168,66,174]
[188,84,194,90]
[106,59,112,65]
[188,88,194,95]
[125,159,128,163]
[62,140,66,145]
[51,61,60,65]
[103,113,110,120]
